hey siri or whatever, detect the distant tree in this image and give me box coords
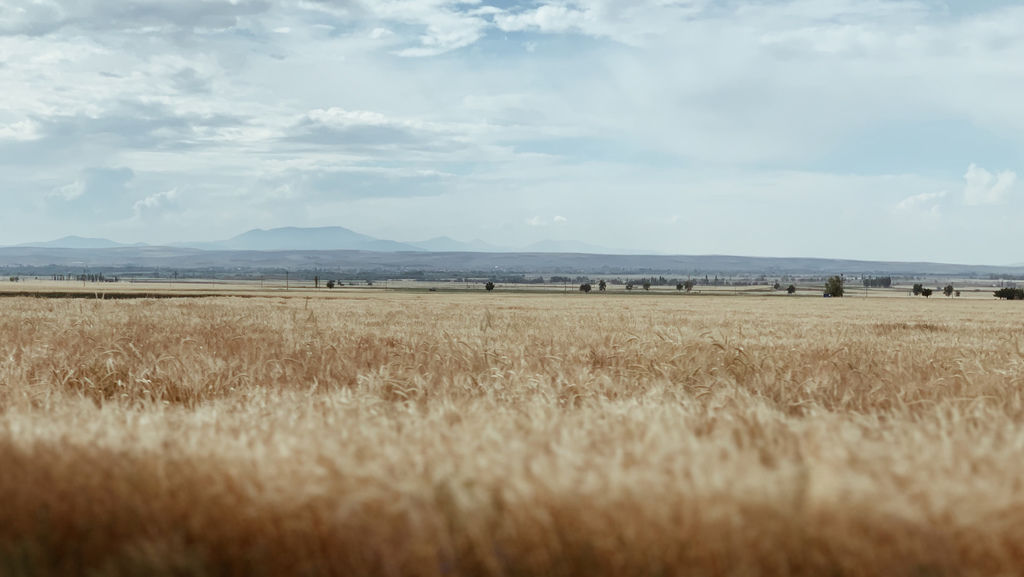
[625,282,634,291]
[314,275,320,289]
[824,275,844,297]
[773,282,781,290]
[786,284,797,295]
[943,284,954,297]
[912,283,923,296]
[485,281,495,292]
[598,280,607,292]
[863,276,893,288]
[326,280,336,289]
[684,279,695,293]
[676,282,684,291]
[580,283,592,293]
[642,280,651,291]
[955,290,961,298]
[994,288,1024,300]
[921,288,933,298]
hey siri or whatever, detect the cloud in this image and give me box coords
[133,188,180,219]
[896,190,946,212]
[0,0,273,36]
[527,215,568,227]
[170,68,213,94]
[252,166,451,202]
[287,107,477,154]
[963,163,1017,205]
[48,167,135,216]
[15,101,248,155]
[0,119,40,141]
[494,0,709,44]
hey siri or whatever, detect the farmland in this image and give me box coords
[2,291,1024,576]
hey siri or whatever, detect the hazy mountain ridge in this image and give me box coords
[2,245,1023,277]
[16,236,138,249]
[11,226,647,254]
[4,227,1022,276]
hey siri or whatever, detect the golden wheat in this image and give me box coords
[2,292,1024,576]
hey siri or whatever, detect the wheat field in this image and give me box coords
[2,292,1024,576]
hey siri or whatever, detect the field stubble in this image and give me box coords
[2,293,1024,576]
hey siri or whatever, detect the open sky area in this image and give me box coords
[1,0,1022,264]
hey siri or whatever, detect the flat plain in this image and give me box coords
[2,290,1024,576]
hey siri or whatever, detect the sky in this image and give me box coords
[1,0,1023,264]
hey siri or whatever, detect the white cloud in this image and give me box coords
[51,179,85,201]
[526,215,544,227]
[963,163,1017,206]
[494,0,709,44]
[0,119,40,141]
[133,188,179,218]
[553,215,567,224]
[896,190,946,212]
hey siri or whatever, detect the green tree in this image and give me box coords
[579,283,592,293]
[485,281,495,292]
[676,282,684,291]
[326,280,336,289]
[684,280,695,293]
[921,288,933,298]
[642,280,651,291]
[994,288,1024,300]
[598,280,607,292]
[824,275,844,297]
[912,283,923,296]
[786,284,797,295]
[943,284,954,297]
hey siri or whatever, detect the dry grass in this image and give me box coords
[2,293,1024,576]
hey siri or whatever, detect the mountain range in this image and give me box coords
[4,227,1023,276]
[13,227,631,254]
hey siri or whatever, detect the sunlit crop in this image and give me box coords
[2,293,1024,576]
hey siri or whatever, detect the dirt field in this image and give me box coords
[2,292,1023,576]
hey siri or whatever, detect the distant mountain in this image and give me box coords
[523,239,639,254]
[3,246,1024,277]
[409,236,510,252]
[16,236,136,249]
[179,226,424,252]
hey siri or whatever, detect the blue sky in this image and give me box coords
[1,0,1022,263]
